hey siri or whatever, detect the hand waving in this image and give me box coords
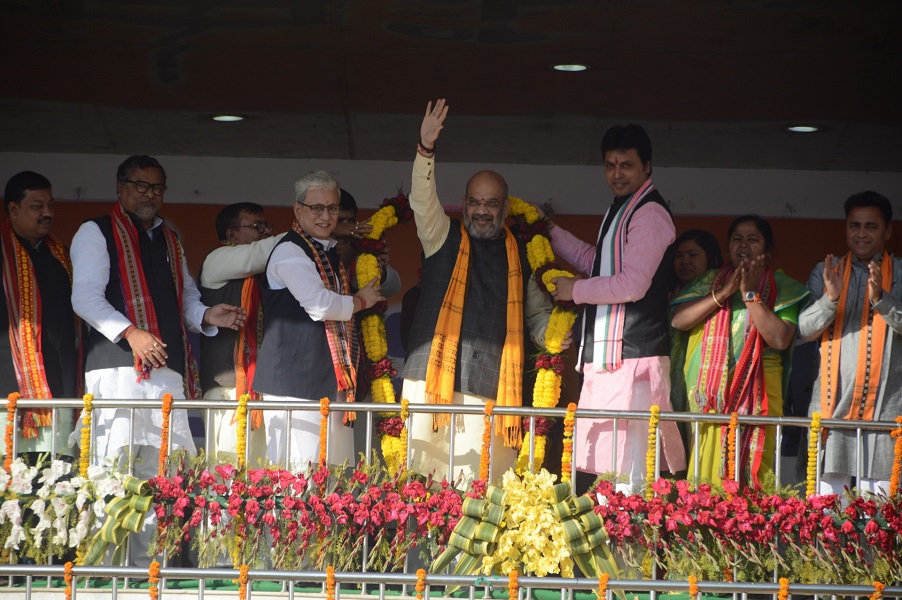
[420,99,449,149]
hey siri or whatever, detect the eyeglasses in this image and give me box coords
[232,221,273,234]
[121,179,167,196]
[466,198,503,210]
[299,203,340,215]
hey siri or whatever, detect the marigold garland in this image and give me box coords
[508,569,519,600]
[319,397,330,468]
[325,565,336,600]
[645,405,661,500]
[688,575,699,598]
[148,560,161,600]
[561,402,577,483]
[805,412,821,496]
[63,561,73,600]
[79,393,93,478]
[236,394,249,470]
[777,577,790,600]
[479,401,494,482]
[158,393,172,477]
[415,568,427,600]
[509,197,578,474]
[5,392,18,473]
[871,581,886,600]
[238,564,250,600]
[890,416,902,497]
[726,411,739,490]
[596,573,610,600]
[355,193,412,473]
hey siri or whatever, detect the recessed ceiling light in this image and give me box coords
[553,63,588,72]
[786,125,819,133]
[212,114,245,122]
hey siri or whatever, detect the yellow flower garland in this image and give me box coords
[148,560,161,600]
[325,565,336,600]
[79,393,93,479]
[158,394,172,477]
[355,200,406,472]
[508,196,577,474]
[890,416,902,497]
[5,392,18,474]
[645,405,660,500]
[415,568,426,600]
[480,401,494,482]
[871,581,885,600]
[688,575,699,598]
[777,577,790,600]
[561,403,576,483]
[236,394,249,470]
[805,412,821,496]
[319,398,330,468]
[726,411,739,488]
[596,573,610,600]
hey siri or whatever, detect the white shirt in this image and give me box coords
[200,233,285,290]
[70,216,215,343]
[266,236,355,322]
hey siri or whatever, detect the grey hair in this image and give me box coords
[294,170,340,204]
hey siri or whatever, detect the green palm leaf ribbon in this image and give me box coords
[431,485,505,577]
[84,476,154,565]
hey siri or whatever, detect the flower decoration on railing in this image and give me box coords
[890,416,902,497]
[148,455,462,572]
[806,412,821,496]
[507,197,577,473]
[355,192,413,473]
[592,477,902,584]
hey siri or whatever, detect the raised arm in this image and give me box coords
[410,99,452,258]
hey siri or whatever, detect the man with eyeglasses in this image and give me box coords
[401,99,555,484]
[198,202,285,463]
[69,154,246,566]
[253,170,384,469]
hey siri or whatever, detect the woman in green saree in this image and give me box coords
[671,216,809,488]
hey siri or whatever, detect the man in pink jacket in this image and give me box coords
[544,124,686,494]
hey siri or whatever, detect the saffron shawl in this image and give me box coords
[0,221,82,437]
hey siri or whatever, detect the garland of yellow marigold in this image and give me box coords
[236,394,249,470]
[319,397,330,468]
[645,405,661,500]
[777,577,790,600]
[726,411,739,488]
[325,565,336,600]
[158,394,172,477]
[508,197,577,474]
[805,412,821,496]
[871,581,886,600]
[688,575,699,598]
[561,402,576,483]
[508,569,519,600]
[63,561,74,600]
[79,394,93,478]
[238,564,250,600]
[596,573,610,600]
[5,392,18,473]
[148,560,161,600]
[479,401,494,482]
[415,568,427,600]
[354,193,413,473]
[890,416,902,497]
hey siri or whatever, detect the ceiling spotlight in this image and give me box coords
[212,114,245,122]
[786,125,819,133]
[553,63,588,72]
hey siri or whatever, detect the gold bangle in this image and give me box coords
[711,288,724,308]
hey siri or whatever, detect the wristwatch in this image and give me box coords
[743,291,761,304]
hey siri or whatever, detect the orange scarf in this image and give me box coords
[424,222,524,446]
[0,221,81,437]
[234,276,263,429]
[819,252,892,422]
